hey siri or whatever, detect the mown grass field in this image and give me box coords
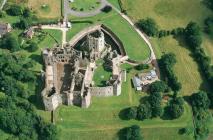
[27,0,61,19]
[121,0,213,62]
[151,37,210,96]
[68,10,151,62]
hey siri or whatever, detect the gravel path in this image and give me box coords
[64,0,108,18]
[41,25,68,45]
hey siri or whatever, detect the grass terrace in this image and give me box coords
[69,0,101,12]
[68,10,151,62]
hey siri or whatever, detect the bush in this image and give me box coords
[16,18,29,29]
[126,107,137,120]
[0,10,6,18]
[191,91,210,110]
[28,42,38,52]
[168,103,184,119]
[159,53,181,93]
[0,33,20,52]
[123,125,143,140]
[23,8,32,18]
[6,5,23,16]
[137,18,158,37]
[101,5,112,13]
[137,102,152,120]
[149,81,168,93]
[134,64,149,70]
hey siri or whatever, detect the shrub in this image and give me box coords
[149,81,168,93]
[134,64,149,70]
[28,42,38,52]
[0,10,6,18]
[0,33,20,52]
[23,8,32,18]
[101,5,112,13]
[137,102,152,120]
[6,5,23,16]
[16,18,29,29]
[126,107,137,120]
[137,18,158,36]
[123,125,143,140]
[168,103,184,119]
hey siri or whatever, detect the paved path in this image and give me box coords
[41,25,68,45]
[0,0,7,10]
[64,0,108,18]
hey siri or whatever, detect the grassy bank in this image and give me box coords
[68,10,151,62]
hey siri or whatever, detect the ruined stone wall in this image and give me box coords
[42,89,62,111]
[90,86,114,97]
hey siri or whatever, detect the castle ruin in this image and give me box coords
[41,29,128,111]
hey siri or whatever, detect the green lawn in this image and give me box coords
[69,0,101,12]
[107,0,121,11]
[68,10,151,62]
[93,60,112,87]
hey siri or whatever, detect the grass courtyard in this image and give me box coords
[93,60,112,87]
[69,0,101,12]
[67,10,151,62]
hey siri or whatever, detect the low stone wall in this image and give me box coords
[90,86,114,97]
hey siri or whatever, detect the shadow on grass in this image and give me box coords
[139,96,149,104]
[71,20,93,24]
[119,107,130,120]
[160,106,173,120]
[117,127,128,140]
[30,54,43,65]
[28,76,45,110]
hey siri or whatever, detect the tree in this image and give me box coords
[101,5,112,13]
[185,22,202,48]
[23,8,32,18]
[135,64,149,70]
[17,18,29,29]
[148,92,163,117]
[137,102,151,120]
[160,53,177,67]
[0,33,20,52]
[138,18,158,36]
[0,10,6,18]
[6,5,23,16]
[28,42,38,52]
[168,103,184,119]
[126,107,137,120]
[124,125,143,140]
[191,91,210,110]
[149,81,168,93]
